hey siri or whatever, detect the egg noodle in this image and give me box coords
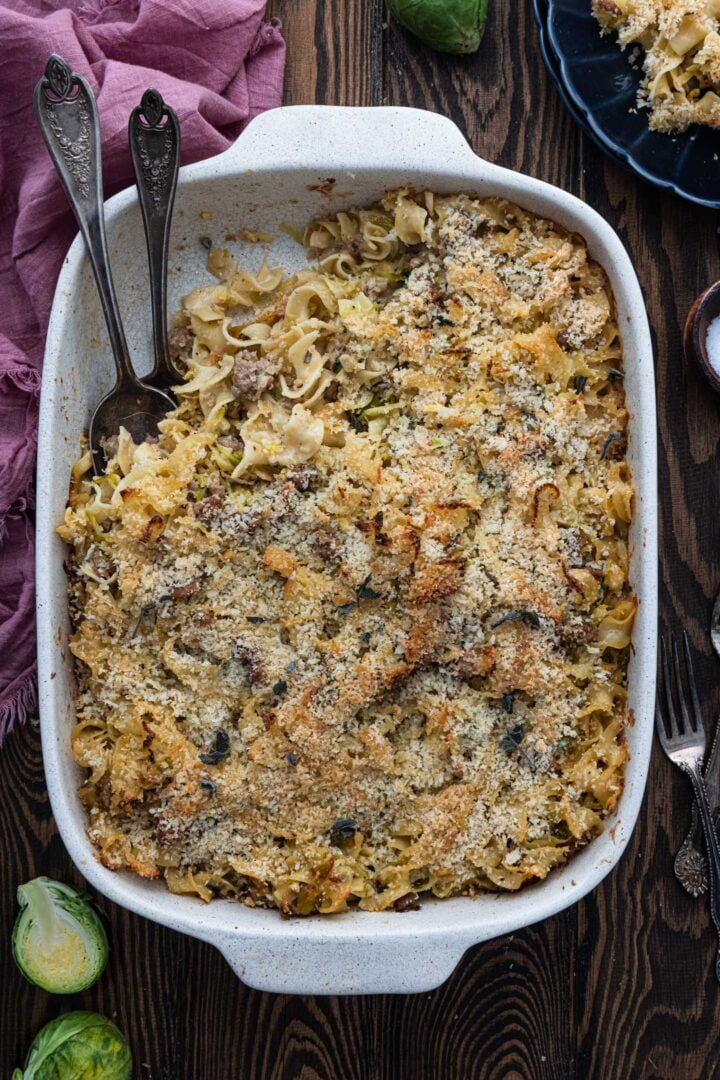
[593,0,720,131]
[60,191,635,914]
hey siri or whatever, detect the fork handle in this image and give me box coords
[686,760,720,983]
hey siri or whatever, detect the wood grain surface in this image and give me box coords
[4,1,720,1077]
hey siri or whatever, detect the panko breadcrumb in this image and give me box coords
[593,0,720,131]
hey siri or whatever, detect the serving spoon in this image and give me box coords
[684,279,720,397]
[128,88,184,391]
[674,591,720,896]
[34,55,174,475]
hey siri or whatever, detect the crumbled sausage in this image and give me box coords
[154,817,186,847]
[287,463,319,492]
[393,892,421,912]
[217,435,243,450]
[232,354,275,400]
[312,530,343,562]
[96,776,112,811]
[195,495,224,527]
[170,578,202,601]
[557,621,598,651]
[232,641,266,684]
[457,647,496,680]
[168,327,194,369]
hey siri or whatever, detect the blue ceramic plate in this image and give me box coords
[532,0,602,147]
[537,0,720,208]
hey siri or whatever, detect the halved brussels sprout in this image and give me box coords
[13,1011,132,1080]
[12,878,108,993]
[386,0,489,54]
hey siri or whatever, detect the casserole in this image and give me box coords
[36,105,657,995]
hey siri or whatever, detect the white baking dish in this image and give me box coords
[36,106,657,996]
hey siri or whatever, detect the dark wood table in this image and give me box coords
[4,2,720,1076]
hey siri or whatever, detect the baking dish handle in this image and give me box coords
[216,931,470,995]
[219,105,479,174]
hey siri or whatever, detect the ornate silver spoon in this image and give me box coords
[34,55,174,475]
[674,592,720,897]
[129,88,184,391]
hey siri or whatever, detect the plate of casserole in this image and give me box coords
[540,0,720,208]
[37,105,657,995]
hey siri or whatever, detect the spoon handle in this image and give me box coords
[129,89,182,389]
[34,55,140,391]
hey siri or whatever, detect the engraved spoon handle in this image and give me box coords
[129,89,182,389]
[34,55,140,391]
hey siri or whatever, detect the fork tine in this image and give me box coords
[656,639,669,742]
[672,635,694,734]
[683,630,704,733]
[660,636,681,739]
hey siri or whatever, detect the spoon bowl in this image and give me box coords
[88,384,172,475]
[684,278,720,396]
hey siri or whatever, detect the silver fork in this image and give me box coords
[674,592,720,896]
[655,632,720,984]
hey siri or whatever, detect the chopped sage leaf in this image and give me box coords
[500,722,525,751]
[347,410,368,433]
[491,610,541,629]
[357,575,381,601]
[600,432,624,460]
[199,728,230,766]
[500,723,536,771]
[330,818,356,847]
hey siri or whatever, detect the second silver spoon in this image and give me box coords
[129,87,184,391]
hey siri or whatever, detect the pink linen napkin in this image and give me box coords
[0,0,285,739]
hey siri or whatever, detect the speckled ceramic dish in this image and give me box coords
[540,0,720,208]
[36,106,657,995]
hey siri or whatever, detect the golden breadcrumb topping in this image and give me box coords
[60,192,635,914]
[593,0,720,131]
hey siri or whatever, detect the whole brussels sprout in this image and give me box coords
[385,0,489,54]
[13,1012,132,1080]
[13,878,108,993]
